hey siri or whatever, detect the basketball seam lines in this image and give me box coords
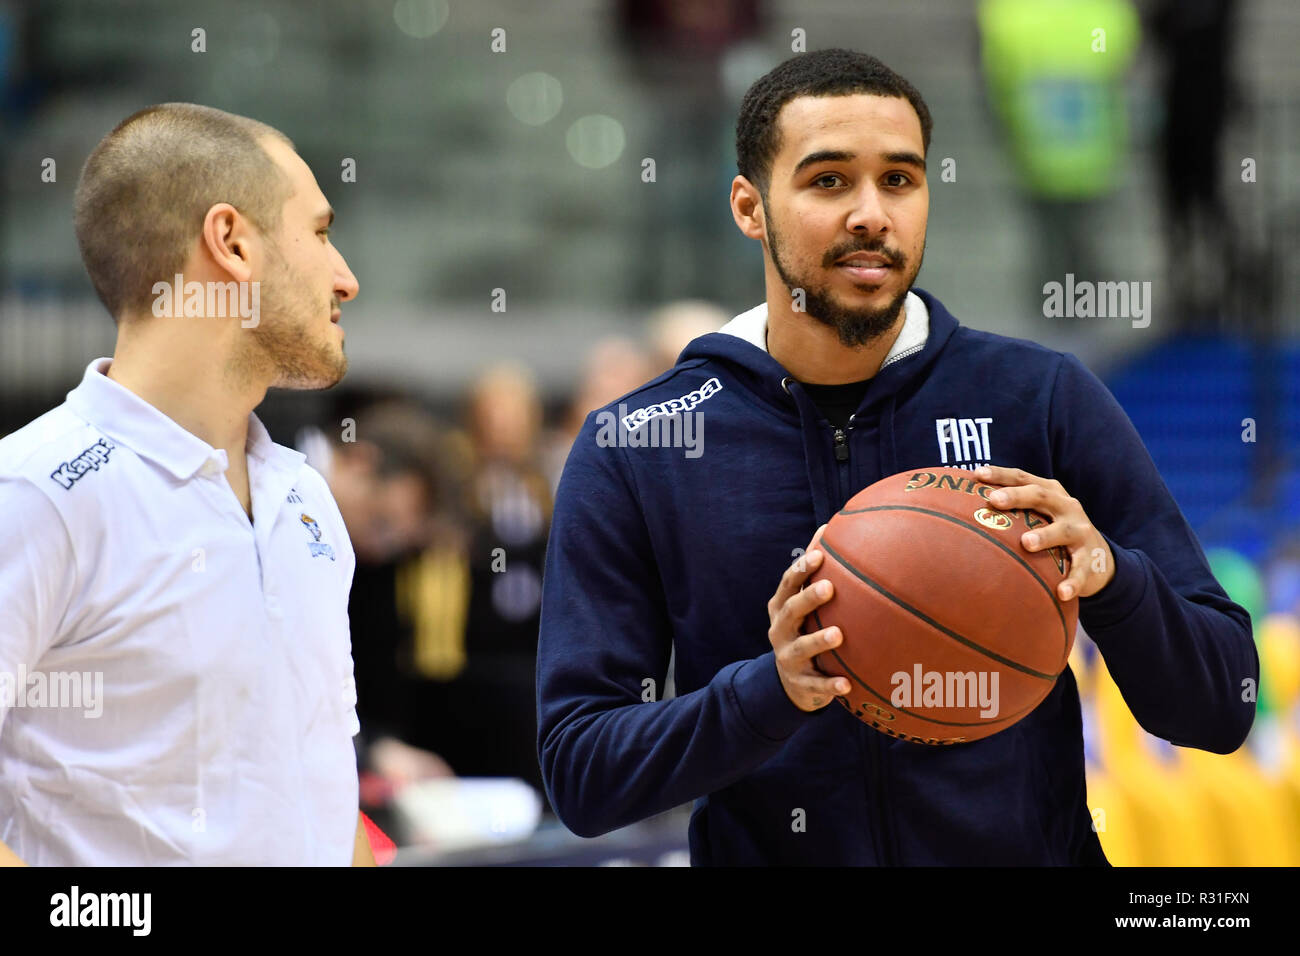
[818,535,1061,681]
[833,503,1072,670]
[824,640,1041,728]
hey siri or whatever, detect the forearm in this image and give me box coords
[1082,539,1258,753]
[1047,355,1259,754]
[540,652,810,838]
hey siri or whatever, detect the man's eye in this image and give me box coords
[814,173,844,188]
[885,173,911,187]
[318,229,331,239]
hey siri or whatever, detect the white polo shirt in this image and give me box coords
[0,358,360,865]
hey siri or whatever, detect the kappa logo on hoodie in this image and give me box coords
[621,378,723,432]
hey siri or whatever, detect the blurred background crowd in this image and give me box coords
[0,0,1297,864]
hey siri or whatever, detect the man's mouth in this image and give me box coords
[835,253,894,283]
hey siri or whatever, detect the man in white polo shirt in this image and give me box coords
[0,103,371,865]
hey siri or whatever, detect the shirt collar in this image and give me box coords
[718,289,930,370]
[294,424,335,483]
[64,357,305,482]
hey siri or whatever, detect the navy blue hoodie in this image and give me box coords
[536,287,1258,865]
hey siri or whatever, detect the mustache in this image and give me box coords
[824,239,905,269]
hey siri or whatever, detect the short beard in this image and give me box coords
[765,200,920,349]
[239,239,346,391]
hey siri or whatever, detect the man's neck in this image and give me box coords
[104,332,266,463]
[765,295,907,385]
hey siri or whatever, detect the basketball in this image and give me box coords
[806,466,1078,745]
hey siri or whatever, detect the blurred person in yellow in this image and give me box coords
[1103,666,1296,866]
[393,363,553,794]
[978,0,1140,310]
[1086,605,1300,865]
[1255,613,1300,861]
[0,104,373,865]
[1087,651,1217,865]
[297,401,461,797]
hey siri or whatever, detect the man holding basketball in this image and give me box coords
[537,49,1257,864]
[0,104,372,865]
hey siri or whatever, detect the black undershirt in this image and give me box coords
[800,379,872,430]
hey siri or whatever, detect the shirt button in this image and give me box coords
[200,458,223,477]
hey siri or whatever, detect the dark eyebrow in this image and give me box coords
[882,150,927,172]
[792,149,927,177]
[792,150,856,176]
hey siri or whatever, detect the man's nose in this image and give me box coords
[845,184,890,235]
[333,246,359,302]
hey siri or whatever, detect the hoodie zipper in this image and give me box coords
[832,427,849,462]
[831,415,896,866]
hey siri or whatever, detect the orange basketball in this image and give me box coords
[805,466,1078,745]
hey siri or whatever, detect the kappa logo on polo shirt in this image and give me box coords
[299,512,336,561]
[49,438,116,491]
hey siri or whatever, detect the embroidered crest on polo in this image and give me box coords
[49,438,116,491]
[299,512,336,561]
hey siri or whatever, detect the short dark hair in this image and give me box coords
[735,48,933,199]
[73,103,295,322]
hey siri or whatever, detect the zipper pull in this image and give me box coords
[833,427,849,462]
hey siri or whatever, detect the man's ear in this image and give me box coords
[199,202,256,284]
[730,175,767,242]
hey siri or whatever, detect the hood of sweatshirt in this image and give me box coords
[677,286,961,522]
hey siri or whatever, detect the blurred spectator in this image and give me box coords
[1150,0,1242,330]
[978,0,1140,313]
[541,303,728,491]
[299,401,446,564]
[543,336,655,491]
[403,363,552,794]
[647,299,729,374]
[297,400,460,822]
